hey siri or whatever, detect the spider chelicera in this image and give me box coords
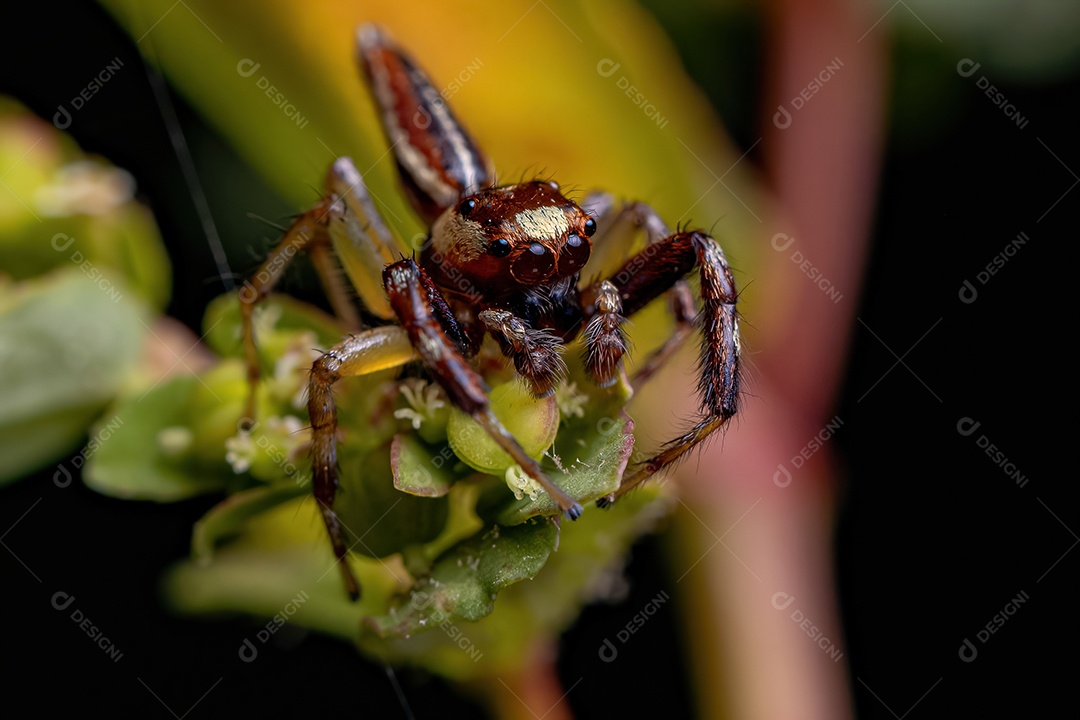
[238,24,742,600]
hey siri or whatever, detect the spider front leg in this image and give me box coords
[383,259,583,520]
[593,229,741,506]
[357,24,493,223]
[581,280,629,388]
[582,195,699,390]
[478,309,566,398]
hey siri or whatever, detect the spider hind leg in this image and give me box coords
[307,325,420,600]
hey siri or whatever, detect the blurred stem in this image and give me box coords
[477,641,573,720]
[669,0,886,718]
[758,0,884,403]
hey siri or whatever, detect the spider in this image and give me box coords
[238,24,741,601]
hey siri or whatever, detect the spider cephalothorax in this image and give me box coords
[239,25,741,601]
[426,181,596,295]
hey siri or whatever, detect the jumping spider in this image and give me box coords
[239,25,741,601]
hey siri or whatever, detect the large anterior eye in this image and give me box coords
[459,197,477,216]
[560,232,591,273]
[511,241,555,281]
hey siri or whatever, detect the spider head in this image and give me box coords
[426,180,596,296]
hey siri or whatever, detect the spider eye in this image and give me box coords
[560,233,591,273]
[511,242,555,282]
[459,198,477,217]
[490,238,512,257]
[583,217,597,237]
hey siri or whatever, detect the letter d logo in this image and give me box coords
[956,417,981,437]
[773,464,792,488]
[239,638,258,662]
[52,591,76,611]
[771,592,796,611]
[773,104,792,129]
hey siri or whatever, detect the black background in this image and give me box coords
[1,1,1073,718]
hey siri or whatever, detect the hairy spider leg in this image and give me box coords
[239,158,401,425]
[324,156,401,320]
[307,326,419,601]
[239,195,355,425]
[593,230,741,506]
[478,309,567,398]
[581,280,629,388]
[581,194,700,390]
[357,24,494,223]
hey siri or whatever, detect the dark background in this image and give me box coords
[0,1,1073,717]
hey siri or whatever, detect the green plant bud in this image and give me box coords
[225,415,310,485]
[0,100,171,310]
[187,359,257,464]
[447,381,559,475]
[334,443,449,558]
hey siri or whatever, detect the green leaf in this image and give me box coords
[84,374,233,500]
[390,433,457,497]
[0,100,172,311]
[447,381,559,475]
[334,443,450,559]
[0,269,146,485]
[202,292,344,360]
[363,518,558,638]
[192,483,308,562]
[495,412,636,525]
